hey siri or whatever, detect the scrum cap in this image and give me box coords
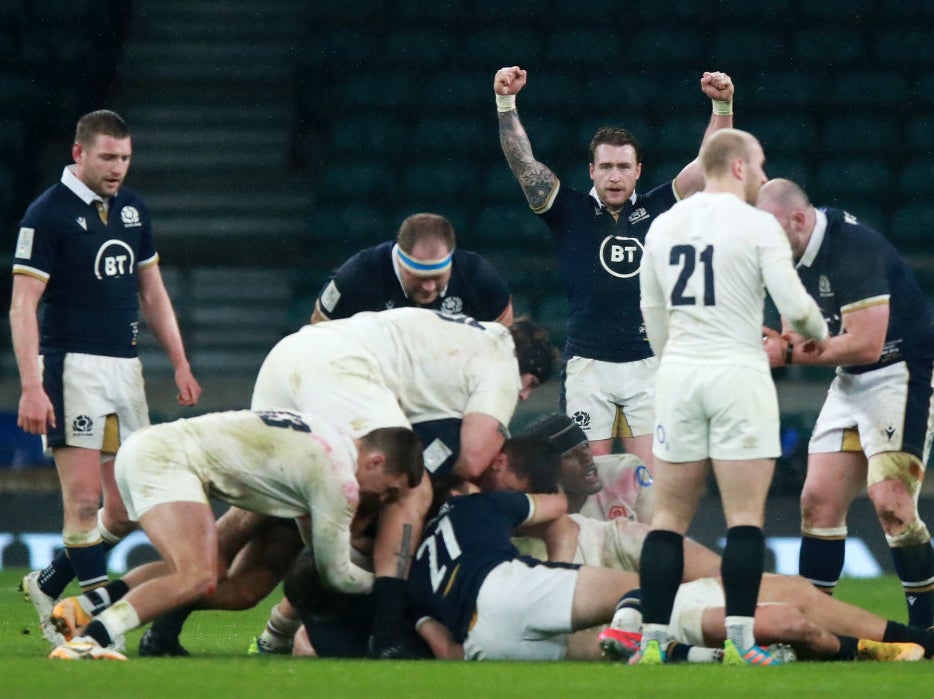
[522,413,587,455]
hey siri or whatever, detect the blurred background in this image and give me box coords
[2,0,934,498]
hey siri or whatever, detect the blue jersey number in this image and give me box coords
[670,244,715,306]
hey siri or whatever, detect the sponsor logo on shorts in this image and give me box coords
[572,410,591,430]
[72,415,94,437]
[635,464,653,487]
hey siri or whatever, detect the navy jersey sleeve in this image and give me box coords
[14,190,58,280]
[824,213,889,311]
[315,244,393,319]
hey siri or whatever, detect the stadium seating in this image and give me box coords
[7,0,934,419]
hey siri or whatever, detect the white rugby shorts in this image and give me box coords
[42,352,149,453]
[564,356,657,441]
[463,559,578,661]
[653,360,781,462]
[810,362,933,461]
[114,425,208,521]
[669,577,723,646]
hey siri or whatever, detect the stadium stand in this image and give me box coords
[4,0,934,457]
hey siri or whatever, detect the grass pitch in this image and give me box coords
[0,568,930,698]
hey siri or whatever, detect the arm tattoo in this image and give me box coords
[394,523,414,578]
[498,110,557,211]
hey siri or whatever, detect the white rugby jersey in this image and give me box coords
[579,454,654,524]
[640,192,826,366]
[306,307,523,425]
[146,409,372,593]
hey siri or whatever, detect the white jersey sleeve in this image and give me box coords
[305,474,375,594]
[759,235,828,341]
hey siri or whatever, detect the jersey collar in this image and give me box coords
[797,208,827,269]
[61,165,107,206]
[588,187,637,211]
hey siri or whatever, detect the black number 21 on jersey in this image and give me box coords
[670,244,715,306]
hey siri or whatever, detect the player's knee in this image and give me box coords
[184,567,220,601]
[770,610,820,645]
[226,578,274,609]
[66,497,103,526]
[868,452,923,499]
[799,488,846,528]
[884,517,931,547]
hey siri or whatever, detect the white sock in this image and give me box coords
[641,623,669,648]
[261,603,301,647]
[725,615,756,649]
[96,600,141,642]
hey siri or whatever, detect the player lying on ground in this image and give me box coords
[495,413,720,579]
[596,573,929,663]
[46,409,423,661]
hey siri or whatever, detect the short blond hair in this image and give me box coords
[700,128,755,178]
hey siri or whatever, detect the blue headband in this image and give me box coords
[394,243,453,276]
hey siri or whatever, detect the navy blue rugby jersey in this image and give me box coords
[407,490,533,642]
[315,240,511,321]
[799,208,934,373]
[540,182,677,362]
[13,181,156,357]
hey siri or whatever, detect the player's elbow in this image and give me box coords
[856,335,885,364]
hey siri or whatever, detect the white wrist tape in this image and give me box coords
[712,99,733,116]
[496,93,516,112]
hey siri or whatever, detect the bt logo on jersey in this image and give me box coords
[93,239,136,279]
[599,235,643,279]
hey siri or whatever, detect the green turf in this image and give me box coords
[1,568,930,698]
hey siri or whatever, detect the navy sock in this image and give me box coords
[883,620,934,658]
[39,540,118,598]
[83,619,113,647]
[799,535,845,593]
[833,634,859,661]
[84,579,130,615]
[66,542,110,592]
[149,606,194,639]
[639,530,683,625]
[721,526,764,618]
[891,541,934,628]
[37,549,77,599]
